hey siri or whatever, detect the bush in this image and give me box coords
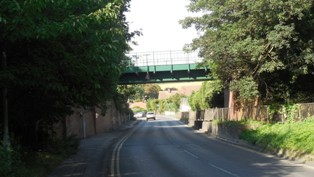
[23,136,80,177]
[0,145,29,177]
[0,135,80,177]
[188,81,223,111]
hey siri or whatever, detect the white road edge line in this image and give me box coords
[208,163,240,177]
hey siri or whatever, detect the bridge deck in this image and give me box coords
[125,50,202,66]
[119,50,211,84]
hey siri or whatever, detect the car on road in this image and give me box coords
[146,112,156,121]
[134,112,145,118]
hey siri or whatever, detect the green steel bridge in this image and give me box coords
[119,50,211,84]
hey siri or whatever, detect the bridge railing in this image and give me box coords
[125,50,202,67]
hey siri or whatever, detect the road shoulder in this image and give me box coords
[47,120,139,177]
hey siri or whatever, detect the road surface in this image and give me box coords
[109,116,314,177]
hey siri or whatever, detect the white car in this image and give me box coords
[146,112,156,121]
[134,112,144,118]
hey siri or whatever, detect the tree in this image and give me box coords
[181,0,314,104]
[127,84,145,101]
[188,81,223,111]
[158,99,166,113]
[1,51,9,149]
[230,76,259,104]
[166,93,185,112]
[147,99,159,112]
[144,84,162,99]
[0,0,134,148]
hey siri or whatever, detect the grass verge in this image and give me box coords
[240,117,314,155]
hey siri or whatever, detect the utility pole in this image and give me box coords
[2,51,10,150]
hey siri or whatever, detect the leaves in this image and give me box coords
[144,84,162,99]
[0,0,134,148]
[1,0,132,105]
[230,76,259,102]
[188,81,224,110]
[182,0,314,104]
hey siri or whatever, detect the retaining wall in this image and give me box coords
[54,100,129,139]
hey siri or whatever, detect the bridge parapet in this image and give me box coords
[125,50,202,66]
[119,50,210,84]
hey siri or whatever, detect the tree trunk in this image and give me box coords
[93,106,97,135]
[2,51,10,149]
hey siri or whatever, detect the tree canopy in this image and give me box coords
[188,81,224,111]
[181,0,314,104]
[144,84,162,99]
[147,93,186,113]
[0,0,134,148]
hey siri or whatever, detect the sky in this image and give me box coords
[125,0,198,53]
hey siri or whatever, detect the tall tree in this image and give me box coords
[144,84,162,99]
[0,0,134,148]
[125,84,145,101]
[1,51,9,149]
[181,0,314,104]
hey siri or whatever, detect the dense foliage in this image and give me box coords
[181,0,314,104]
[143,84,162,99]
[0,0,135,176]
[188,81,224,111]
[0,136,79,177]
[0,144,28,177]
[0,0,134,152]
[161,93,185,112]
[147,93,185,112]
[147,99,159,112]
[124,84,161,102]
[128,84,145,101]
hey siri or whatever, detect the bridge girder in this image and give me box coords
[119,64,211,84]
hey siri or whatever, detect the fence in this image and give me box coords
[296,103,314,120]
[201,106,268,122]
[125,50,202,66]
[201,103,314,123]
[178,103,314,140]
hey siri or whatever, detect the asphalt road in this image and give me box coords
[109,116,314,177]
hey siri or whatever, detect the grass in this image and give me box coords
[26,136,79,177]
[240,117,314,155]
[214,119,263,128]
[23,150,68,177]
[1,136,79,177]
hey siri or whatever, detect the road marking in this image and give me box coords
[110,122,141,177]
[111,135,128,177]
[183,150,200,159]
[108,172,142,176]
[208,163,240,177]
